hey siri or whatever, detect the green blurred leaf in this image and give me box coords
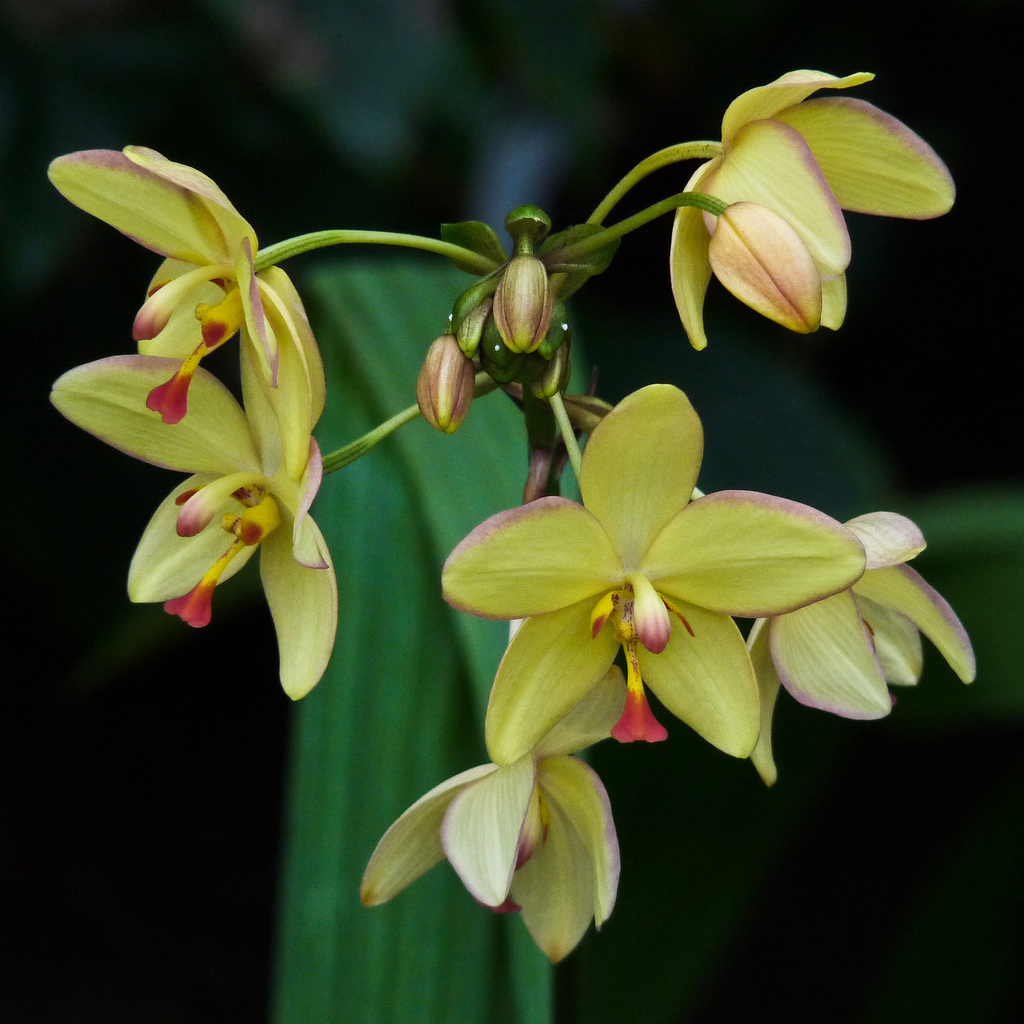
[273,258,555,1024]
[441,220,508,272]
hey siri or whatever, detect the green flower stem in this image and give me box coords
[255,231,502,276]
[548,392,583,480]
[321,373,499,474]
[548,190,728,266]
[588,141,723,225]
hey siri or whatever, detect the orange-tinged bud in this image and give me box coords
[416,334,476,434]
[492,255,553,354]
[708,201,822,334]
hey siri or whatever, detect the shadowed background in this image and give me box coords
[1,0,1021,1021]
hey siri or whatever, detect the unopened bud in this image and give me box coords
[416,334,475,433]
[492,255,553,354]
[708,202,822,334]
[562,393,612,433]
[528,336,571,399]
[456,296,492,358]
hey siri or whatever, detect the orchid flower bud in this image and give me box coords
[416,334,476,434]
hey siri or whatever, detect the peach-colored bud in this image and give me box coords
[708,201,822,334]
[492,255,553,354]
[416,334,476,434]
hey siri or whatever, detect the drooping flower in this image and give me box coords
[50,354,337,699]
[48,147,324,478]
[672,70,955,349]
[442,384,867,765]
[749,511,976,785]
[361,667,625,962]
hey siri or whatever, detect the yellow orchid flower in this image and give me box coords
[50,353,337,699]
[47,147,325,480]
[442,384,867,765]
[748,511,976,785]
[361,668,625,962]
[671,70,955,349]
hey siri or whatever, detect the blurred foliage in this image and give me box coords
[2,0,1021,1021]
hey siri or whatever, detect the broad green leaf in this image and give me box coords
[273,259,554,1024]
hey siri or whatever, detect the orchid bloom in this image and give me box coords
[48,147,325,479]
[50,354,337,699]
[672,70,955,349]
[442,384,867,765]
[749,512,976,785]
[361,667,624,962]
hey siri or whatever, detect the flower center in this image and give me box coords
[164,485,281,628]
[589,576,694,743]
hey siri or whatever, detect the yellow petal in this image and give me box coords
[643,491,865,616]
[855,593,923,686]
[128,475,258,602]
[852,564,975,683]
[636,601,759,757]
[443,498,621,619]
[747,619,781,786]
[123,145,257,255]
[49,149,234,264]
[769,590,892,719]
[775,98,955,218]
[721,70,874,142]
[441,755,536,906]
[712,119,850,278]
[578,385,703,572]
[510,774,595,962]
[820,273,847,330]
[669,159,719,351]
[485,601,620,765]
[360,763,498,906]
[534,665,627,759]
[536,757,619,929]
[260,520,338,699]
[51,355,260,475]
[708,202,822,333]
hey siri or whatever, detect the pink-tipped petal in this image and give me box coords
[625,572,672,654]
[747,619,781,786]
[845,511,926,569]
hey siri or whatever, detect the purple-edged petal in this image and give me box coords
[747,619,781,786]
[855,592,923,686]
[846,511,926,569]
[360,763,498,906]
[511,756,619,961]
[51,355,260,475]
[636,601,760,757]
[775,98,955,218]
[852,564,975,683]
[237,241,276,385]
[485,600,620,765]
[128,476,258,602]
[669,159,718,351]
[642,490,865,616]
[721,70,874,142]
[443,497,621,619]
[534,665,627,759]
[290,440,328,568]
[260,521,338,699]
[49,149,231,265]
[579,385,704,572]
[537,757,619,929]
[712,119,851,278]
[708,201,822,333]
[769,590,891,719]
[441,755,537,906]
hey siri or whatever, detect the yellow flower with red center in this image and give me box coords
[671,70,955,348]
[48,147,324,480]
[51,354,337,699]
[442,384,868,764]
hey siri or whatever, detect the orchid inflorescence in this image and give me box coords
[48,70,973,961]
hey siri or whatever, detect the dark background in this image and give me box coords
[2,0,1021,1021]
